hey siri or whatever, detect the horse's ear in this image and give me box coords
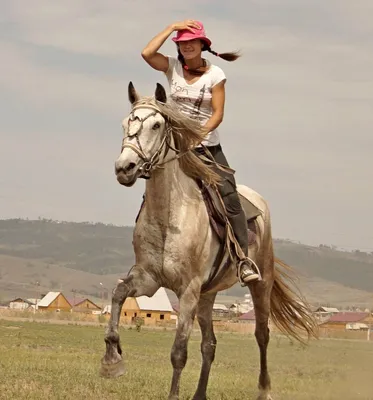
[128,81,139,105]
[155,83,167,103]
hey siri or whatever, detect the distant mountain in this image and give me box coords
[0,219,372,308]
[0,219,134,275]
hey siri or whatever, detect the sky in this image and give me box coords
[0,0,372,251]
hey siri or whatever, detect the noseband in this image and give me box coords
[121,104,179,179]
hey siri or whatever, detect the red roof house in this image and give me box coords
[321,312,373,330]
[238,309,256,323]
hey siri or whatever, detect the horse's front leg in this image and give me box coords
[168,282,201,400]
[192,292,218,400]
[100,266,159,378]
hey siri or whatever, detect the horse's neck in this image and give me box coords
[144,161,201,222]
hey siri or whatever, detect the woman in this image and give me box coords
[141,20,259,284]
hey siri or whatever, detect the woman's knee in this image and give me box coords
[221,190,242,216]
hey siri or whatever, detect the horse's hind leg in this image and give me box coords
[250,256,274,400]
[192,292,217,400]
[100,266,159,378]
[168,284,200,400]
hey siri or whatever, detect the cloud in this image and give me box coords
[4,0,212,56]
[0,0,372,250]
[0,36,138,113]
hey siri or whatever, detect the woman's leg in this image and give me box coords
[194,144,259,284]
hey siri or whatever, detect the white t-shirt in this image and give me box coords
[164,56,226,147]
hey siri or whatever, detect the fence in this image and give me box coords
[317,327,373,341]
[1,309,372,341]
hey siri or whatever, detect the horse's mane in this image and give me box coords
[133,97,221,186]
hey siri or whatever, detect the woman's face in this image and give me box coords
[178,39,203,60]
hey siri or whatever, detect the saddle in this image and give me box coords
[199,182,260,244]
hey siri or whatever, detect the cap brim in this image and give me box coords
[172,36,211,47]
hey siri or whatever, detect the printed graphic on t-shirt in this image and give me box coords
[170,79,189,97]
[170,78,207,123]
[191,85,206,119]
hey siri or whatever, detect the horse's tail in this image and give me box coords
[270,257,319,343]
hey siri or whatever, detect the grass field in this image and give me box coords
[0,320,372,400]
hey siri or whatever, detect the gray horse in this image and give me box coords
[100,82,317,400]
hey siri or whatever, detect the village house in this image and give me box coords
[314,306,340,322]
[321,312,373,331]
[120,287,175,326]
[68,297,102,314]
[315,306,339,315]
[212,303,229,318]
[238,309,256,324]
[8,298,35,310]
[229,293,254,316]
[37,292,71,312]
[27,298,42,310]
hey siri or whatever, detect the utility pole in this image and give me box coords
[34,281,40,314]
[100,283,104,311]
[368,310,371,342]
[72,289,76,313]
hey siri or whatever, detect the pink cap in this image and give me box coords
[172,21,212,47]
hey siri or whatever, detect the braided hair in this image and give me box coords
[205,45,240,62]
[177,43,240,76]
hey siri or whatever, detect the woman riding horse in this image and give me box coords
[141,19,259,284]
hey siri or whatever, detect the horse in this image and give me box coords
[100,82,317,400]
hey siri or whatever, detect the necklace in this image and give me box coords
[183,58,207,73]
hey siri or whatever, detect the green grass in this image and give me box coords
[0,320,372,399]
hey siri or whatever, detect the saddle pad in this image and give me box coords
[238,193,262,222]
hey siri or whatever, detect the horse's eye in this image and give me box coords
[152,122,161,130]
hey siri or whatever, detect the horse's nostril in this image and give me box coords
[115,162,137,175]
[125,163,136,173]
[116,163,136,174]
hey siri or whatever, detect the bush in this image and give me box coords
[134,317,144,332]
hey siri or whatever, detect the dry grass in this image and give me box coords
[0,320,372,399]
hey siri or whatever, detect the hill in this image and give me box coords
[0,219,372,308]
[0,254,120,305]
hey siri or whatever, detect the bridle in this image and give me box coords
[120,103,235,180]
[121,104,182,179]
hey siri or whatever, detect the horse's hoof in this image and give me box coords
[99,359,125,378]
[256,391,273,400]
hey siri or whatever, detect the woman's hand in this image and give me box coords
[171,20,201,32]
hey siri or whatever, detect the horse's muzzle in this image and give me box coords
[115,163,138,187]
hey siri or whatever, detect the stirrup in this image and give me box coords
[237,257,262,286]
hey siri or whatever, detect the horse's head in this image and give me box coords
[115,82,170,186]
